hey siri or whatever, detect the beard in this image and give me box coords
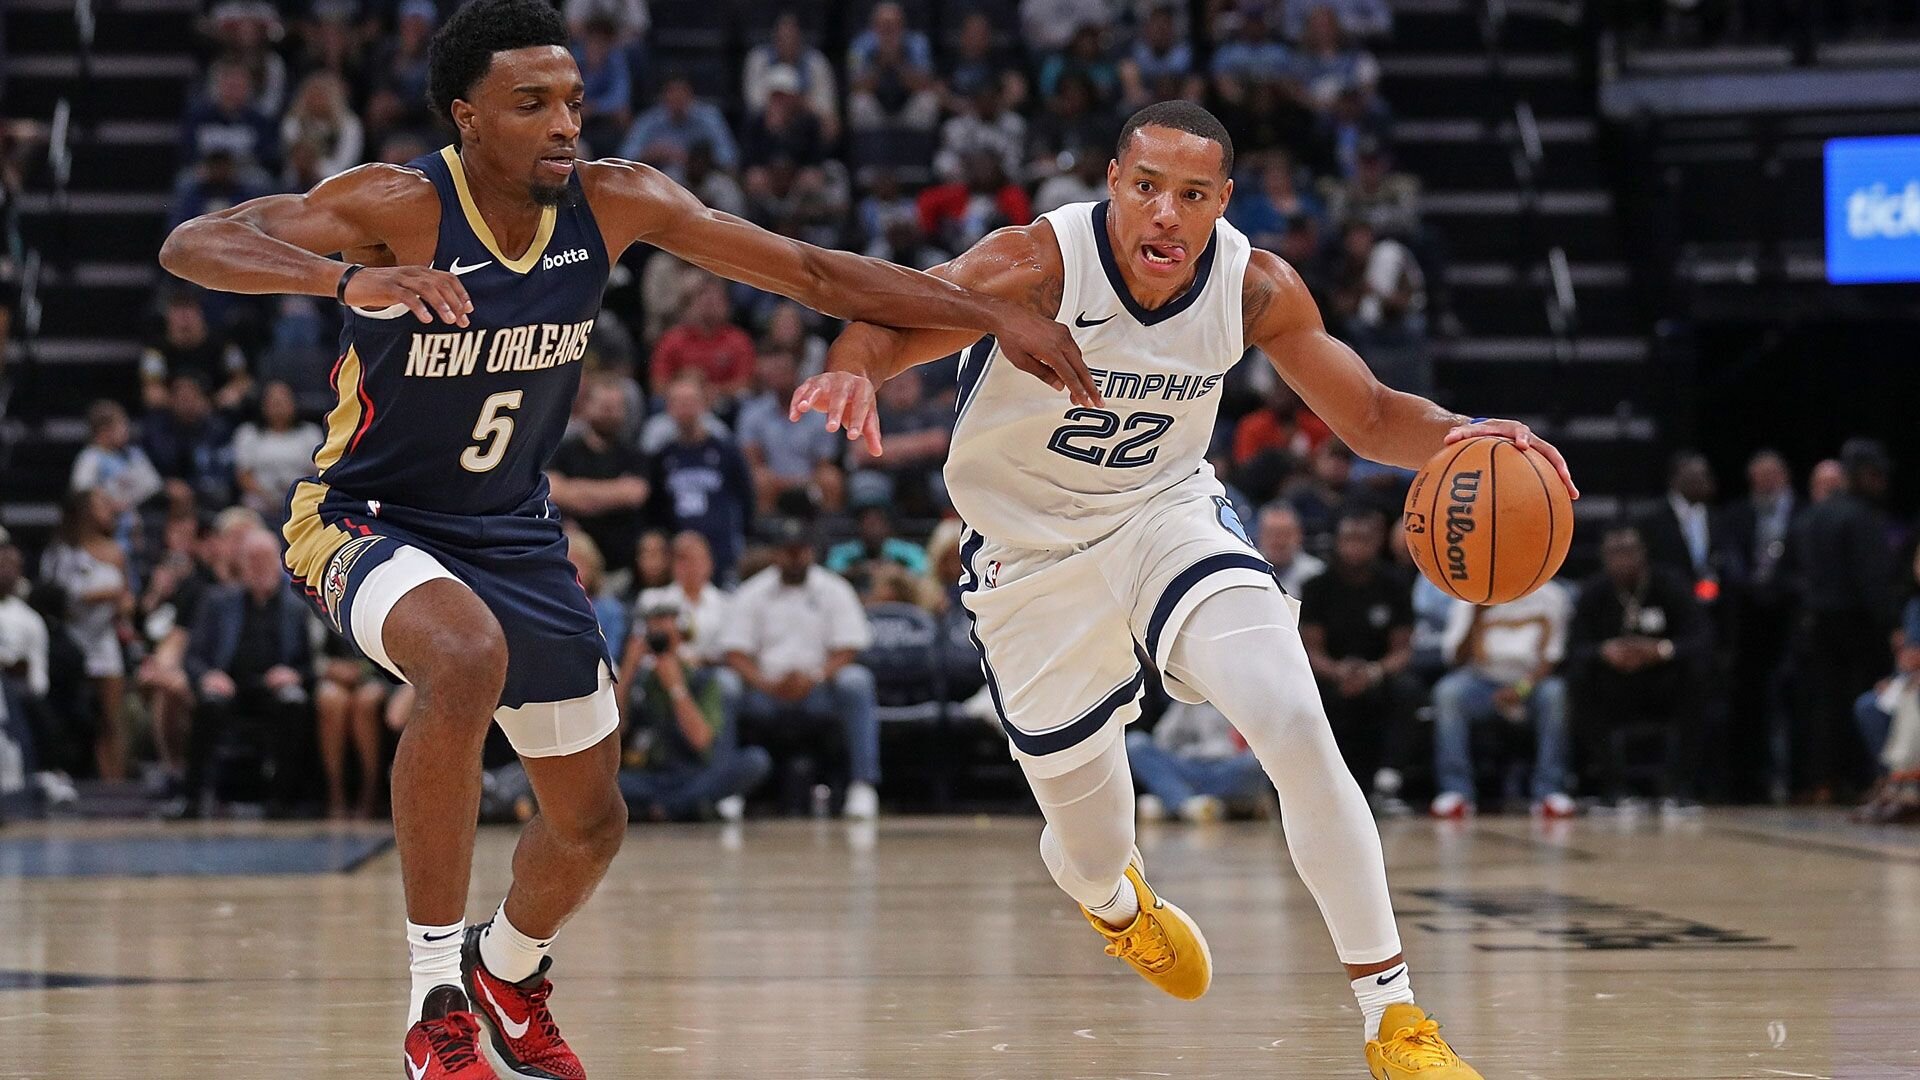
[530,174,576,207]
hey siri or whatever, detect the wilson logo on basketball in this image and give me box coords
[1444,470,1482,581]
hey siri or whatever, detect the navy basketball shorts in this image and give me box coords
[283,481,617,758]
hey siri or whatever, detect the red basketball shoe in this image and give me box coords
[402,986,493,1079]
[463,924,586,1079]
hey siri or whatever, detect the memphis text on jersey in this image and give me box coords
[401,318,596,379]
[1088,366,1226,402]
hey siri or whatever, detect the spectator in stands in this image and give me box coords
[141,287,252,412]
[759,301,830,378]
[1567,525,1710,808]
[1723,449,1800,801]
[846,2,941,133]
[293,3,366,88]
[1026,74,1115,183]
[945,11,1028,115]
[1396,513,1457,682]
[742,155,853,252]
[1286,438,1360,550]
[1211,6,1298,102]
[1853,547,1920,780]
[1292,5,1381,115]
[70,401,164,548]
[631,528,674,596]
[363,0,437,145]
[1033,144,1108,214]
[861,368,953,517]
[675,140,746,217]
[624,530,730,668]
[649,375,754,578]
[738,349,843,514]
[572,15,635,155]
[1324,142,1420,236]
[745,14,840,144]
[935,83,1028,186]
[42,490,135,783]
[1234,380,1328,468]
[1229,149,1327,251]
[170,148,273,232]
[179,59,280,175]
[1283,0,1394,41]
[1278,215,1334,308]
[856,168,920,249]
[1429,582,1576,818]
[548,377,651,577]
[1639,450,1728,589]
[1120,4,1200,109]
[741,66,828,173]
[280,71,363,180]
[1257,502,1326,595]
[1809,457,1845,504]
[826,500,929,577]
[1330,220,1426,343]
[619,594,770,822]
[231,381,323,528]
[1792,438,1900,800]
[866,216,951,271]
[315,632,388,821]
[719,518,880,819]
[1315,88,1392,181]
[204,1,288,116]
[622,73,738,171]
[133,512,214,800]
[0,538,52,771]
[1021,0,1110,56]
[182,528,313,816]
[565,525,628,653]
[649,277,757,403]
[918,149,1033,254]
[1298,510,1420,808]
[1128,700,1268,822]
[564,0,649,44]
[1038,24,1121,106]
[143,372,237,512]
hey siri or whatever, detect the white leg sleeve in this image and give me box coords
[1166,585,1404,965]
[1023,735,1139,911]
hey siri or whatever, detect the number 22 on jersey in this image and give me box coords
[1046,408,1175,469]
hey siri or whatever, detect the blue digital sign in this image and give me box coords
[1826,136,1920,285]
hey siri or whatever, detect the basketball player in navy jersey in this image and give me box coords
[158,1,1095,1075]
[793,103,1577,1078]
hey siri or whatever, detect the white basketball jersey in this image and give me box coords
[944,201,1254,549]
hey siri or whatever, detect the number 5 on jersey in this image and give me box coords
[461,390,524,473]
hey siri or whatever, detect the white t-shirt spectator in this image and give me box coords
[635,581,732,664]
[70,445,164,511]
[743,46,839,125]
[1356,237,1425,327]
[232,419,325,516]
[1021,0,1111,53]
[718,565,871,679]
[0,586,51,696]
[1439,581,1571,686]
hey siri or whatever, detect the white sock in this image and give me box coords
[406,920,466,1024]
[478,903,553,984]
[1352,963,1417,1039]
[1084,875,1141,928]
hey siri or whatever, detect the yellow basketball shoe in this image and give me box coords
[1081,859,1212,1000]
[1365,1004,1484,1079]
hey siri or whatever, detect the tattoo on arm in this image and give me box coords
[1026,260,1064,320]
[1242,273,1277,345]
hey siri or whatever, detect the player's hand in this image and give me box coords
[200,670,237,699]
[996,309,1103,408]
[342,265,473,327]
[790,371,884,457]
[1444,418,1578,500]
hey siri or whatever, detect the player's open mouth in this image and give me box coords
[1139,242,1185,269]
[538,154,576,176]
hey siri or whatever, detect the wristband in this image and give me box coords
[335,262,366,305]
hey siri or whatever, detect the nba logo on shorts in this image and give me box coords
[985,560,1001,588]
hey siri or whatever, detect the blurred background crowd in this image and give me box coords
[1,0,1918,827]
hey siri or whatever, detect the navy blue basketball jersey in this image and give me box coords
[299,145,607,521]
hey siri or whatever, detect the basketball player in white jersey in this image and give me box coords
[793,102,1577,1077]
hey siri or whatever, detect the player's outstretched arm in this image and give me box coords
[1245,250,1578,498]
[586,160,1096,405]
[158,164,473,326]
[788,224,1099,458]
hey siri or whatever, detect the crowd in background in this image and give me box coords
[2,0,1918,824]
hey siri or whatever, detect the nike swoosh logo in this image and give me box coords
[1074,311,1117,328]
[1376,965,1407,986]
[421,929,462,942]
[480,978,531,1040]
[406,1053,429,1080]
[448,258,493,276]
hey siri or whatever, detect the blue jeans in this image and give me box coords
[618,745,773,820]
[728,665,882,785]
[1124,730,1270,806]
[1432,669,1571,801]
[1855,689,1893,771]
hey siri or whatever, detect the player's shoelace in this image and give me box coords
[1379,1019,1459,1067]
[1104,919,1176,974]
[426,1014,485,1071]
[520,980,564,1046]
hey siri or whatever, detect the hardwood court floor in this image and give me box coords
[4,810,1919,1079]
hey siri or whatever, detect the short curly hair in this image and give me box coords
[426,0,568,139]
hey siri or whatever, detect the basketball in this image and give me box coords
[1403,436,1573,605]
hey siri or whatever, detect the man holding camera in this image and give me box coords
[618,596,771,822]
